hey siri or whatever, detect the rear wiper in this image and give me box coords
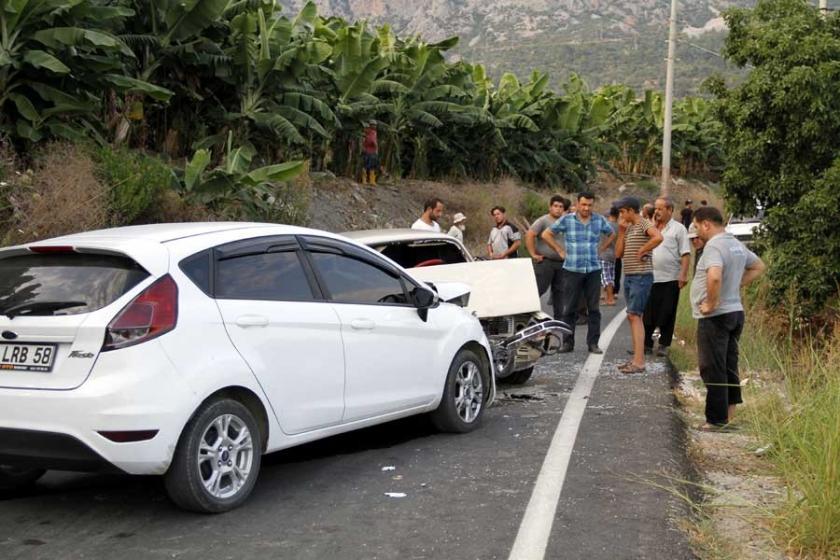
[3,301,87,319]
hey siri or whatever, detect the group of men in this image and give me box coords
[410,192,765,431]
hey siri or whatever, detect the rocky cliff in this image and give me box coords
[279,0,755,95]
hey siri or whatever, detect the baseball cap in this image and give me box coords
[688,223,698,239]
[453,212,467,224]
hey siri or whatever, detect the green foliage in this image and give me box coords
[93,146,177,224]
[520,191,548,222]
[712,0,840,314]
[181,132,305,219]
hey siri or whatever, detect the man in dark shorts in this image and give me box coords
[614,196,662,373]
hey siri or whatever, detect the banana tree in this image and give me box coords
[0,0,168,143]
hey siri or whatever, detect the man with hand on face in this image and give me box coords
[412,198,444,232]
[691,206,765,431]
[614,196,663,373]
[527,195,569,318]
[487,206,521,260]
[541,192,615,354]
[644,196,691,357]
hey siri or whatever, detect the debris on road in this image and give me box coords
[384,492,407,498]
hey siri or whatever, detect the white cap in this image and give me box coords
[453,212,467,224]
[688,223,699,239]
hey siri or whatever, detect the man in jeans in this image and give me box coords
[692,207,765,429]
[644,196,691,357]
[541,192,615,354]
[526,195,569,318]
[614,196,662,373]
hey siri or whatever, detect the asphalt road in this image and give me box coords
[0,301,696,560]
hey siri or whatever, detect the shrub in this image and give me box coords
[520,190,549,222]
[4,143,108,243]
[93,146,177,225]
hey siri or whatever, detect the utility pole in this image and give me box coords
[661,0,678,196]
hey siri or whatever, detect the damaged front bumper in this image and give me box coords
[484,317,572,378]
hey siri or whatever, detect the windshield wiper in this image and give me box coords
[2,301,87,319]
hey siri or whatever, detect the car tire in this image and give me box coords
[502,366,534,385]
[430,348,488,433]
[165,398,262,514]
[0,466,46,490]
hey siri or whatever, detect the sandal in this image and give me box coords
[618,362,646,374]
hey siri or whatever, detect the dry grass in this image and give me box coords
[5,143,109,244]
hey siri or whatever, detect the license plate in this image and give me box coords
[0,343,58,372]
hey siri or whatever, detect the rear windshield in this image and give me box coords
[379,241,468,269]
[0,253,149,317]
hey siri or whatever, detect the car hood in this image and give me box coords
[408,259,541,318]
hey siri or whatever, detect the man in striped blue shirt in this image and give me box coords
[541,192,616,353]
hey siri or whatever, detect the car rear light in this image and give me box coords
[102,275,178,351]
[29,245,75,254]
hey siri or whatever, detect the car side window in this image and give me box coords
[216,251,315,302]
[309,252,409,306]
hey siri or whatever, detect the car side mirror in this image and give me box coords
[413,287,438,322]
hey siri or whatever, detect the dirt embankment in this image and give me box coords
[307,171,721,253]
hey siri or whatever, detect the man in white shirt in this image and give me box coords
[487,206,521,259]
[411,198,444,232]
[447,213,467,242]
[643,196,691,356]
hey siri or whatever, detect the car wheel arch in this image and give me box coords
[184,386,270,454]
[459,341,493,403]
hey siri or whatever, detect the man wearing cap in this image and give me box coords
[448,213,467,242]
[615,196,663,373]
[361,121,379,185]
[526,195,570,318]
[688,222,704,275]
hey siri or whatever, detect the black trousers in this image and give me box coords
[643,281,681,348]
[697,311,745,425]
[534,259,565,319]
[561,270,602,348]
[614,258,622,293]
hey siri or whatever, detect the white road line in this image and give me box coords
[508,309,627,560]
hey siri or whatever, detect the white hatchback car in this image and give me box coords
[0,223,493,512]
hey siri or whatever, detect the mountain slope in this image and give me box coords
[279,0,756,95]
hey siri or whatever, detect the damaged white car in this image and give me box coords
[343,229,570,385]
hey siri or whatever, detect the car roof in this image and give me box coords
[342,228,456,245]
[39,222,290,244]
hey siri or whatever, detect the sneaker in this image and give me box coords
[656,346,669,357]
[588,345,603,354]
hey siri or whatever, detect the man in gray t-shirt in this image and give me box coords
[691,207,765,429]
[526,195,569,318]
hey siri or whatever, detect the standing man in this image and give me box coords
[447,213,467,242]
[691,206,765,429]
[615,196,663,373]
[361,121,379,186]
[688,222,705,275]
[681,200,694,229]
[644,197,691,357]
[412,198,444,232]
[541,192,615,354]
[487,206,521,259]
[526,195,569,318]
[600,206,620,306]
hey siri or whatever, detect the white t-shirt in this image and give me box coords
[488,222,521,257]
[652,219,691,283]
[411,219,441,233]
[447,225,464,242]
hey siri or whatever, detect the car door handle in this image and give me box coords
[235,315,270,328]
[350,319,376,331]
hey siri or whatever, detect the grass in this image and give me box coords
[670,281,840,559]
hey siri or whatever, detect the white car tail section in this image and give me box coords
[408,259,542,318]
